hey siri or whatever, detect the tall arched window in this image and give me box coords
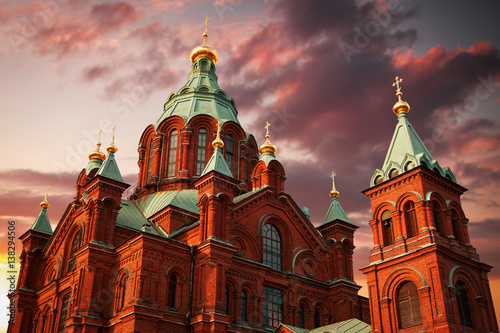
[456,281,473,327]
[263,224,282,271]
[397,281,422,328]
[451,210,461,242]
[263,286,283,327]
[225,286,230,315]
[167,274,177,309]
[381,210,394,246]
[147,139,155,180]
[166,130,178,177]
[240,290,247,321]
[432,201,442,234]
[116,273,127,311]
[298,305,305,328]
[404,201,418,238]
[57,293,71,333]
[314,309,321,328]
[68,230,81,270]
[225,134,233,171]
[196,128,207,175]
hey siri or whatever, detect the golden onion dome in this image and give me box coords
[329,172,339,197]
[89,130,106,161]
[40,190,49,209]
[190,40,219,65]
[212,119,224,148]
[330,189,340,198]
[107,126,118,153]
[392,76,410,115]
[259,121,277,154]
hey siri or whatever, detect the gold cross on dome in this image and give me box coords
[203,16,210,33]
[97,129,102,150]
[265,121,271,136]
[330,171,336,191]
[393,76,403,95]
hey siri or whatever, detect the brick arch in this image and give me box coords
[63,223,83,272]
[446,200,466,218]
[165,266,187,283]
[156,115,185,134]
[230,225,259,261]
[292,249,328,280]
[425,191,446,206]
[373,201,396,220]
[395,191,423,211]
[238,280,257,294]
[448,266,482,297]
[297,296,313,310]
[42,256,61,284]
[382,266,427,299]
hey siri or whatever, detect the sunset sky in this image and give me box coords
[0,0,499,330]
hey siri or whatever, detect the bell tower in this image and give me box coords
[361,77,498,332]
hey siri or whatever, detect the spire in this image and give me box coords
[97,129,123,182]
[30,188,53,234]
[200,119,232,177]
[258,121,278,165]
[370,77,456,186]
[190,16,219,64]
[86,130,106,174]
[323,173,351,225]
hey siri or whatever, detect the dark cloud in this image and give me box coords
[89,2,143,32]
[83,65,113,82]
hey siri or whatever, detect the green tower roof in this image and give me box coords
[200,145,233,178]
[322,196,351,225]
[86,157,103,175]
[30,207,53,235]
[156,57,240,127]
[96,151,123,182]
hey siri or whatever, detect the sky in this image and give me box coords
[0,0,499,330]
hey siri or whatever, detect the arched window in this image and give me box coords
[225,134,233,171]
[166,130,178,177]
[263,286,283,327]
[167,274,177,309]
[314,309,321,328]
[404,201,418,238]
[262,224,282,271]
[147,139,155,180]
[196,128,207,175]
[116,273,127,311]
[298,305,305,328]
[381,210,394,246]
[57,292,71,333]
[240,291,247,321]
[225,286,230,315]
[432,201,442,234]
[68,230,81,270]
[397,281,422,328]
[451,210,461,242]
[455,281,473,327]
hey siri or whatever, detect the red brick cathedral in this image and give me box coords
[8,32,497,333]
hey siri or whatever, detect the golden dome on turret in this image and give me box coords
[392,76,410,114]
[259,122,277,154]
[190,17,219,65]
[329,171,339,198]
[107,126,118,153]
[212,119,224,148]
[40,186,50,208]
[89,130,106,161]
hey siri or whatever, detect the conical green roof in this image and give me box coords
[322,196,351,225]
[86,157,103,175]
[370,112,456,186]
[200,146,233,178]
[156,57,240,127]
[96,151,123,182]
[30,207,53,235]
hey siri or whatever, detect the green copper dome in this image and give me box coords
[156,57,239,127]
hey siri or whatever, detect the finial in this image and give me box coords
[330,171,339,197]
[392,76,410,115]
[88,129,106,161]
[259,121,277,154]
[202,16,210,45]
[212,119,224,148]
[40,185,50,208]
[107,126,118,153]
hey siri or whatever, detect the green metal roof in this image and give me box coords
[371,112,456,186]
[30,207,53,235]
[156,57,240,127]
[322,196,351,225]
[86,157,103,175]
[200,146,233,178]
[276,319,371,333]
[96,151,123,182]
[116,200,160,235]
[260,150,277,166]
[134,190,199,219]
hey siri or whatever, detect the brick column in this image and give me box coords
[179,129,192,178]
[424,201,436,231]
[392,210,403,241]
[370,219,381,248]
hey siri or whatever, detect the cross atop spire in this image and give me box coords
[202,16,210,45]
[212,119,224,148]
[330,171,339,197]
[393,76,403,96]
[107,126,118,153]
[40,185,50,208]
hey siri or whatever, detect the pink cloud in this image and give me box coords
[89,2,143,32]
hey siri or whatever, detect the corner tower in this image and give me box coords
[361,77,498,332]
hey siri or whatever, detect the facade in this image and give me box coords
[8,33,370,333]
[361,81,499,332]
